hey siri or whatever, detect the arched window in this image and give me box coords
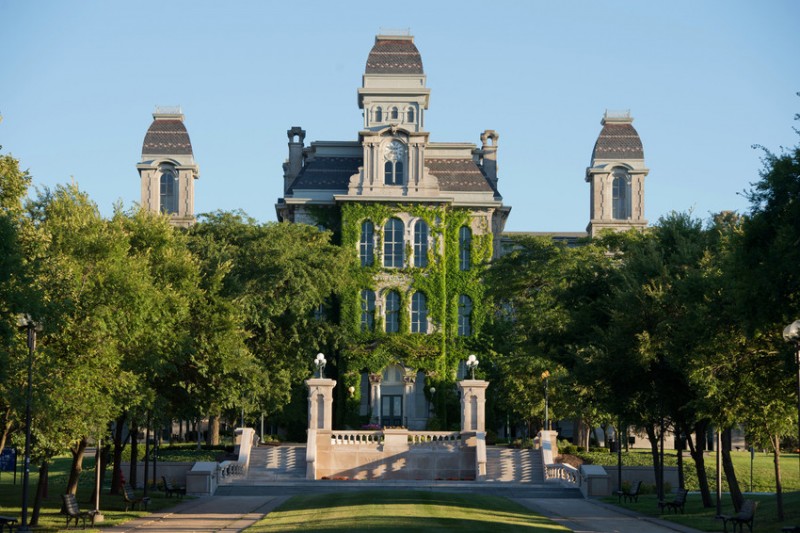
[159,166,178,214]
[360,220,374,266]
[375,107,383,122]
[384,140,406,185]
[385,291,400,333]
[391,107,398,120]
[459,226,472,271]
[458,295,473,336]
[612,168,632,220]
[383,218,404,268]
[411,292,428,333]
[361,289,375,332]
[413,220,428,268]
[407,107,415,123]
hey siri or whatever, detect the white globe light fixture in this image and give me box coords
[314,352,327,379]
[466,354,479,379]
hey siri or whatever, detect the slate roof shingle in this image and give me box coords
[592,123,644,160]
[142,119,193,156]
[365,38,424,74]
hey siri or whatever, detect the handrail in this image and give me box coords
[544,463,580,485]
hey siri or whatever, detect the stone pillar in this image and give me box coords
[305,378,336,430]
[369,373,382,424]
[403,373,416,427]
[457,380,488,433]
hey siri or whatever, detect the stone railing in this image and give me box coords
[331,431,383,445]
[408,431,462,446]
[545,463,580,485]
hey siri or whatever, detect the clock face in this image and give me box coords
[384,140,406,161]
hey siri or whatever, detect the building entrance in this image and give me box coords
[381,395,403,427]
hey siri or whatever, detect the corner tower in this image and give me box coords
[585,110,648,237]
[137,106,199,228]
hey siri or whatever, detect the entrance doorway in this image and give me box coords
[381,395,403,427]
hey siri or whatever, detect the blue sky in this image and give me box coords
[1,0,798,232]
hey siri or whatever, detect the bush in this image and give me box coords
[486,429,498,445]
[559,439,577,455]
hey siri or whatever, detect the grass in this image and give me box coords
[248,490,569,532]
[0,455,184,532]
[604,491,800,533]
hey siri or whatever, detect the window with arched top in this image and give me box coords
[361,289,375,332]
[391,107,398,120]
[385,290,400,333]
[375,107,383,122]
[411,292,428,333]
[413,220,428,268]
[360,220,375,266]
[159,165,178,214]
[459,226,472,271]
[458,294,473,336]
[384,140,406,185]
[383,218,404,268]
[612,169,632,220]
[407,107,414,123]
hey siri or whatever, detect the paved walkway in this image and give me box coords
[106,490,706,533]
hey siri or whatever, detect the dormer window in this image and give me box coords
[384,140,406,186]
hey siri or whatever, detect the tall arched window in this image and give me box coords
[384,140,406,185]
[612,168,632,220]
[391,107,398,120]
[411,292,428,333]
[385,291,400,333]
[413,220,428,268]
[407,107,415,123]
[159,166,178,214]
[360,220,374,266]
[375,107,383,122]
[361,289,375,332]
[459,226,472,271]
[383,218,404,268]
[458,295,473,336]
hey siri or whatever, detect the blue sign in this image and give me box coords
[0,447,15,472]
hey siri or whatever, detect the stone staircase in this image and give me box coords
[485,447,544,483]
[227,444,307,484]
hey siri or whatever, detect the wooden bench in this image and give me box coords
[658,488,688,514]
[161,476,186,499]
[615,480,642,503]
[61,494,99,529]
[717,499,758,533]
[122,483,151,511]
[0,512,18,532]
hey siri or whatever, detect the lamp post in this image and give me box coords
[466,354,479,379]
[16,315,40,533]
[541,370,550,431]
[314,353,327,379]
[429,387,436,415]
[782,319,800,480]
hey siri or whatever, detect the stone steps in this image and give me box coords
[485,447,544,483]
[232,444,306,483]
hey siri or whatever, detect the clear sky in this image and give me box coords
[1,0,798,232]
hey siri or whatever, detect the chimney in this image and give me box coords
[480,130,499,186]
[285,127,306,193]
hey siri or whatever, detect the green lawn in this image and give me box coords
[0,455,183,532]
[605,491,800,533]
[248,491,569,532]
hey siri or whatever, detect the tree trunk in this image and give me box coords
[770,434,784,521]
[645,423,662,498]
[210,415,220,446]
[721,427,744,511]
[677,444,684,490]
[66,437,88,496]
[129,422,139,488]
[110,413,127,494]
[30,460,48,526]
[90,443,110,508]
[0,405,12,452]
[686,422,712,507]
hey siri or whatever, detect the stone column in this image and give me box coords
[403,373,416,427]
[457,380,489,433]
[369,373,382,424]
[305,378,336,430]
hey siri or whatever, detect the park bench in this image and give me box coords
[717,499,758,533]
[161,475,186,499]
[0,511,18,532]
[122,483,151,511]
[781,526,800,533]
[615,480,642,503]
[657,488,688,514]
[60,493,99,529]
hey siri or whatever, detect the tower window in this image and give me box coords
[375,107,382,122]
[411,292,428,333]
[459,226,472,271]
[384,140,406,185]
[385,290,400,333]
[413,220,428,268]
[458,294,473,336]
[407,107,415,123]
[159,166,178,214]
[383,218,404,268]
[360,220,375,266]
[391,107,398,120]
[361,289,375,332]
[612,169,632,220]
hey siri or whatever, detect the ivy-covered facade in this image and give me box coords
[276,32,509,430]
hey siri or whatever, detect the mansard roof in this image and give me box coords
[365,35,424,74]
[425,159,496,194]
[142,116,193,156]
[591,121,644,161]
